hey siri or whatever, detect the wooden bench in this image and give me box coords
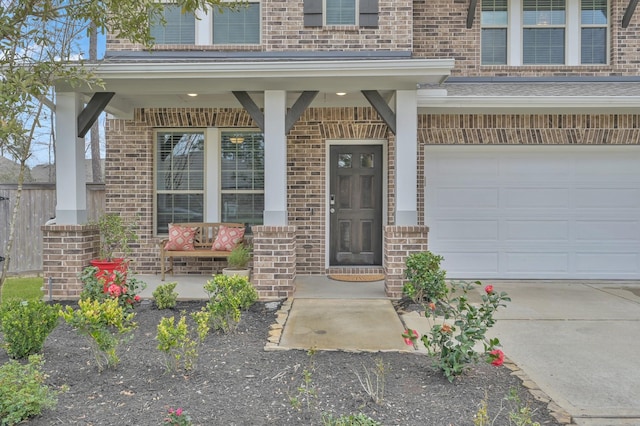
[159,222,245,280]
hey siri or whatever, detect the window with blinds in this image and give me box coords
[220,132,265,228]
[150,4,196,44]
[326,0,357,25]
[213,2,260,44]
[581,0,607,64]
[523,0,566,65]
[481,0,508,65]
[155,131,205,234]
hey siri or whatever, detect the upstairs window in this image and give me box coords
[523,0,566,64]
[581,0,608,64]
[150,4,196,44]
[481,0,508,65]
[213,2,261,44]
[326,0,357,25]
[304,0,378,27]
[480,0,608,66]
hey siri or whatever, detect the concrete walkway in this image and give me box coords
[136,274,640,425]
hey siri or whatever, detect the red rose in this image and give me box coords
[489,349,504,366]
[402,329,418,346]
[134,295,141,302]
[485,285,494,294]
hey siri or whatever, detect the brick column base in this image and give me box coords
[42,224,99,300]
[383,225,429,299]
[251,225,296,300]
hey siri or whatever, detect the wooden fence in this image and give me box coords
[0,184,105,275]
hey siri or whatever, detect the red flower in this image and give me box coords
[134,295,141,302]
[489,349,505,366]
[402,329,419,346]
[108,284,122,298]
[427,302,436,311]
[485,285,494,294]
[175,408,183,416]
[441,324,452,334]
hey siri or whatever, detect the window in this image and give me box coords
[523,0,566,64]
[581,0,607,64]
[213,2,260,44]
[480,0,608,66]
[326,0,357,25]
[220,132,264,227]
[481,0,508,65]
[154,130,264,235]
[150,4,196,44]
[303,0,378,27]
[155,131,205,234]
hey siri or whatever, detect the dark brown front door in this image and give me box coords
[329,145,383,265]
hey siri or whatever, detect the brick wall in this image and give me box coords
[252,225,296,299]
[107,0,413,52]
[42,225,99,299]
[384,225,429,298]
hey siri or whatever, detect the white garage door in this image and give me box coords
[424,146,640,279]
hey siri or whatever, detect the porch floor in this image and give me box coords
[135,273,387,300]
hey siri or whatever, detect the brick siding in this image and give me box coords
[384,225,429,298]
[252,225,296,299]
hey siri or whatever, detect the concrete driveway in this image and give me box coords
[486,280,640,426]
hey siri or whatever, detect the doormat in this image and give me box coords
[328,274,385,282]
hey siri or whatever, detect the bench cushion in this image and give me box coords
[164,224,197,251]
[212,225,245,251]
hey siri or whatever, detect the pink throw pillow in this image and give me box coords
[212,226,245,251]
[164,224,197,251]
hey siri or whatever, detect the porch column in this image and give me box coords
[394,90,418,225]
[55,92,88,224]
[263,90,288,225]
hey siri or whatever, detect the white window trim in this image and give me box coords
[323,0,359,26]
[503,0,608,66]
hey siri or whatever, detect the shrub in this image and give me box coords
[203,274,257,333]
[406,280,511,382]
[403,251,447,303]
[156,309,210,372]
[153,282,179,310]
[60,298,137,371]
[321,413,382,426]
[79,266,146,310]
[0,355,62,425]
[227,244,251,269]
[0,299,60,359]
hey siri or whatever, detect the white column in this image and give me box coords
[395,90,418,225]
[55,92,87,224]
[263,90,287,225]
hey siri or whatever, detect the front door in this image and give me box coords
[329,145,383,265]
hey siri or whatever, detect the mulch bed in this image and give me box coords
[2,300,564,425]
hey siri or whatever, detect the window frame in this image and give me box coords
[150,2,196,45]
[324,0,359,26]
[579,0,609,64]
[481,0,509,65]
[480,0,609,66]
[522,0,567,65]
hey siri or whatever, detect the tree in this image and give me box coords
[0,0,240,303]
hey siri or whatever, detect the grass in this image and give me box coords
[1,277,44,304]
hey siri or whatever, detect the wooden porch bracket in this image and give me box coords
[285,91,318,132]
[467,0,479,28]
[623,0,639,28]
[232,91,265,131]
[361,90,396,135]
[77,92,115,138]
[78,92,115,138]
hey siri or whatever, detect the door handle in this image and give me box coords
[330,208,335,214]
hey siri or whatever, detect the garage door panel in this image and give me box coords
[439,252,499,274]
[574,188,640,208]
[575,253,639,273]
[504,252,569,273]
[575,221,639,241]
[436,220,499,241]
[436,188,498,208]
[505,220,569,241]
[503,188,570,209]
[425,146,640,279]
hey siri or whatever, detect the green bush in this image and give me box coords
[0,355,62,425]
[0,299,60,359]
[156,309,210,372]
[79,266,146,311]
[403,251,447,303]
[152,282,179,310]
[203,274,257,333]
[60,298,137,371]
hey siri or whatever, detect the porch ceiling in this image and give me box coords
[56,59,455,119]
